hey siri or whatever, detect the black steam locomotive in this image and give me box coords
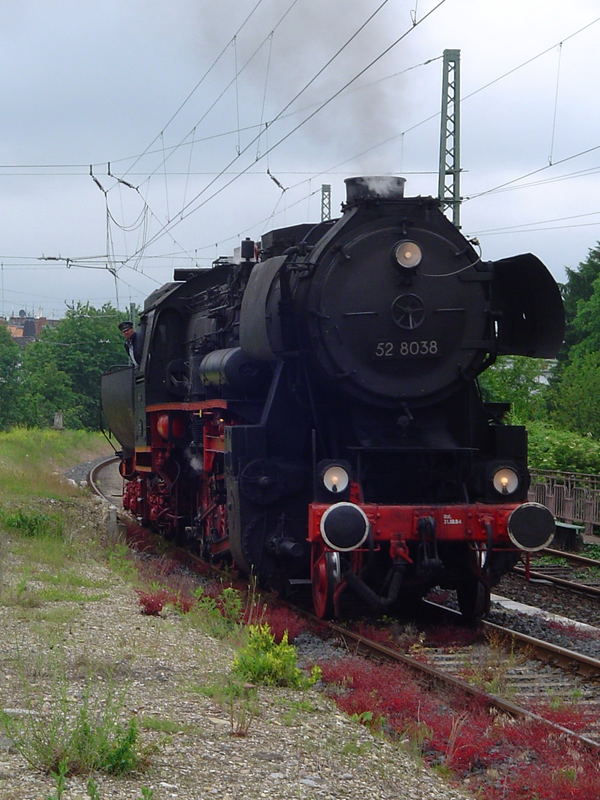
[102,176,564,621]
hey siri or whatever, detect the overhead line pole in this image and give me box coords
[438,49,461,227]
[321,184,331,221]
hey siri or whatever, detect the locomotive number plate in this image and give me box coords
[374,340,439,358]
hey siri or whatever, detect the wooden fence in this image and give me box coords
[528,470,600,534]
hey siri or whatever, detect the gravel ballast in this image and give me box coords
[0,495,475,800]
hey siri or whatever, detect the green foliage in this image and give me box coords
[232,624,321,688]
[183,585,244,638]
[0,681,144,776]
[0,507,63,538]
[527,420,600,472]
[478,356,549,422]
[15,303,136,429]
[547,351,600,438]
[0,324,21,430]
[560,243,600,353]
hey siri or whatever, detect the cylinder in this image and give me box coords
[198,347,270,393]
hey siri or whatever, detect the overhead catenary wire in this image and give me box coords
[122,0,448,264]
[119,0,269,181]
[131,0,304,193]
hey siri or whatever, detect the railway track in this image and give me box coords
[318,607,600,751]
[88,455,122,503]
[89,456,600,750]
[513,547,600,600]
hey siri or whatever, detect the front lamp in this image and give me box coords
[394,240,422,269]
[492,467,519,496]
[323,465,349,494]
[315,460,352,501]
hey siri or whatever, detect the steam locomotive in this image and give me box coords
[102,176,565,621]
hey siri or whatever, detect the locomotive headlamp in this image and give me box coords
[394,240,422,269]
[492,467,519,496]
[322,465,349,494]
[315,459,352,501]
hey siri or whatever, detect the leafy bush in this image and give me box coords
[0,507,63,538]
[233,625,321,689]
[232,624,320,688]
[527,421,600,472]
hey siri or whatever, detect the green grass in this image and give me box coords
[0,428,107,500]
[34,586,108,603]
[9,533,77,568]
[31,569,108,589]
[139,715,189,734]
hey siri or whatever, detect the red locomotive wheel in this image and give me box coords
[311,550,341,619]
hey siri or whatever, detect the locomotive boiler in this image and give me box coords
[102,176,565,621]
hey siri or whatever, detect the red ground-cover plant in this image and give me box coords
[317,652,600,800]
[259,605,306,643]
[352,621,400,648]
[136,588,174,615]
[135,588,195,615]
[528,701,599,733]
[423,624,481,648]
[125,524,157,552]
[544,618,597,641]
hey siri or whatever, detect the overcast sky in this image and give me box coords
[1,0,599,319]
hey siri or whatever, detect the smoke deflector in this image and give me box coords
[491,253,565,358]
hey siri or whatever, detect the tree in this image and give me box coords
[547,350,600,438]
[478,356,549,422]
[0,325,21,429]
[17,303,133,429]
[559,242,600,356]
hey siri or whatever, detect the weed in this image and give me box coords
[584,542,600,560]
[36,586,108,603]
[47,760,68,799]
[0,507,63,539]
[106,543,137,581]
[33,569,108,589]
[139,715,186,734]
[220,586,243,623]
[444,711,468,767]
[181,584,244,638]
[258,605,306,643]
[136,588,174,615]
[0,679,145,776]
[232,624,321,688]
[340,739,371,756]
[280,697,318,726]
[192,678,259,737]
[10,532,76,569]
[45,770,155,800]
[350,709,387,734]
[25,606,81,627]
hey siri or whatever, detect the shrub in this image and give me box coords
[0,681,145,776]
[527,421,600,472]
[232,624,320,688]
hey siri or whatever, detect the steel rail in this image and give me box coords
[324,615,600,751]
[513,565,600,598]
[88,456,120,499]
[544,547,600,567]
